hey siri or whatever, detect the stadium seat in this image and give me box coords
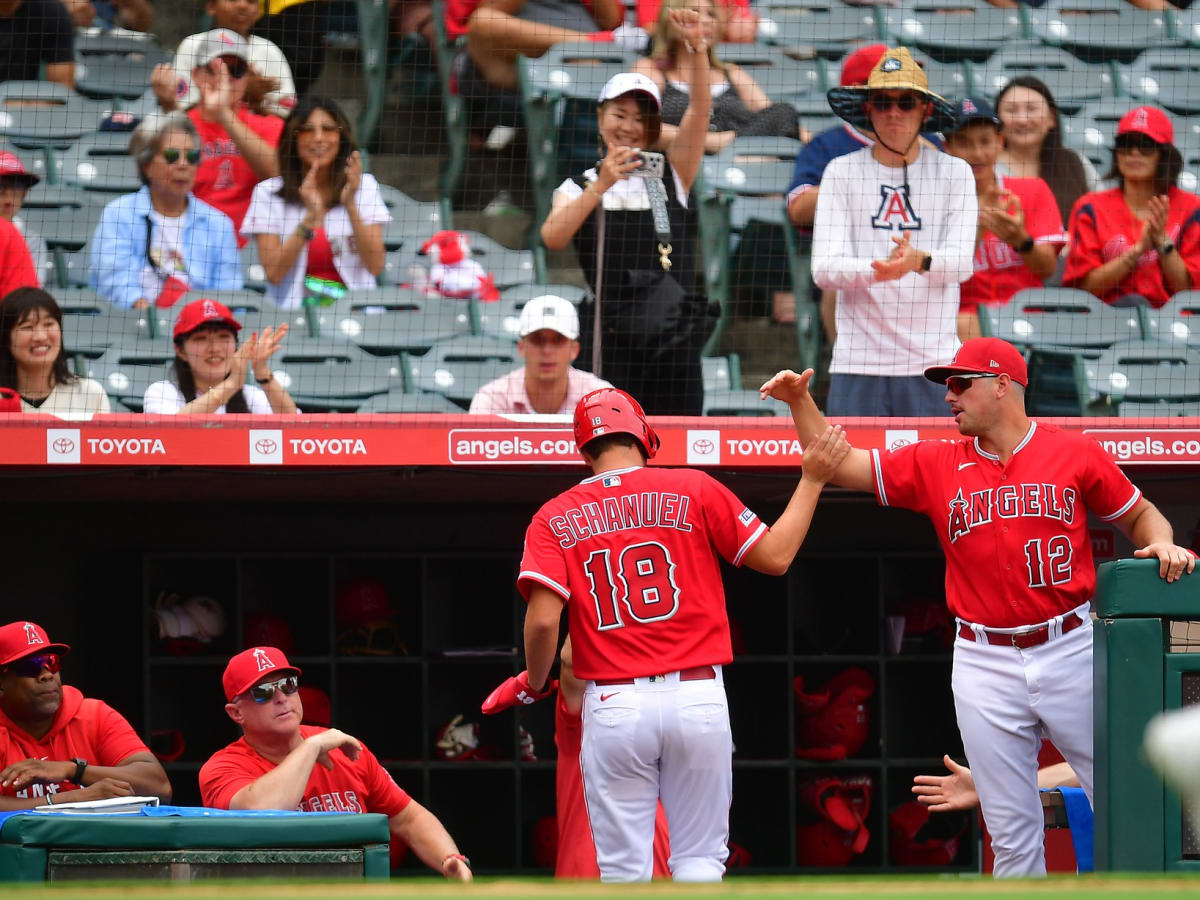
[1088,338,1200,407]
[94,345,176,412]
[1127,48,1200,115]
[73,32,172,101]
[903,49,971,99]
[757,0,884,58]
[1117,399,1200,417]
[0,137,51,184]
[968,43,1112,114]
[355,389,466,413]
[377,183,444,252]
[58,132,143,195]
[17,186,103,252]
[240,243,268,293]
[56,288,149,364]
[703,354,741,392]
[882,0,1029,63]
[1066,100,1177,169]
[408,335,522,408]
[1025,347,1093,416]
[1031,0,1174,65]
[1141,292,1200,348]
[702,388,791,416]
[338,287,474,356]
[266,336,404,412]
[477,283,589,339]
[977,287,1144,353]
[386,230,536,291]
[713,43,825,100]
[0,81,111,147]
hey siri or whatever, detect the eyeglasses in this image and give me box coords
[945,374,999,394]
[161,148,201,165]
[1115,135,1161,156]
[297,123,342,136]
[3,653,60,678]
[244,674,300,703]
[207,57,249,79]
[868,92,921,113]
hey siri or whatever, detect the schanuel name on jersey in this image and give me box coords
[547,492,695,548]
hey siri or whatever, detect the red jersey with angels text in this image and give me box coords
[0,685,150,803]
[960,175,1067,313]
[199,725,411,815]
[1063,185,1200,308]
[554,694,671,877]
[872,422,1140,627]
[518,465,766,680]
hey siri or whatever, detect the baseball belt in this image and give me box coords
[957,613,1085,649]
[594,664,716,686]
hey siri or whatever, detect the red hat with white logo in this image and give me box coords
[0,621,70,666]
[0,151,40,188]
[1117,105,1174,146]
[923,337,1028,387]
[222,646,302,701]
[173,297,242,340]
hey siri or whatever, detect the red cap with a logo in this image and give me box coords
[173,298,242,340]
[222,646,302,701]
[840,44,887,87]
[0,621,70,666]
[924,337,1028,387]
[1118,105,1174,146]
[0,151,40,187]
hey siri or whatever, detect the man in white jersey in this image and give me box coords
[815,47,976,416]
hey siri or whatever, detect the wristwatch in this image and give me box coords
[71,758,87,784]
[295,224,316,242]
[1160,239,1176,257]
[920,253,932,273]
[1014,236,1035,254]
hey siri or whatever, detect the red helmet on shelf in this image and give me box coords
[794,667,875,760]
[889,801,968,867]
[335,577,396,627]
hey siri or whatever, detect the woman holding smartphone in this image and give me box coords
[540,7,712,416]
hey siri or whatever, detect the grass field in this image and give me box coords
[4,876,1200,900]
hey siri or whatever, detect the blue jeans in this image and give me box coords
[826,373,948,417]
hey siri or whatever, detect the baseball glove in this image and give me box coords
[481,671,558,715]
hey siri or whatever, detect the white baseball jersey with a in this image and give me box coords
[812,146,977,376]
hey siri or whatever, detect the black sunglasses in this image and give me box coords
[4,653,60,678]
[207,58,249,79]
[946,374,999,394]
[1115,135,1161,156]
[162,148,201,165]
[245,674,300,703]
[868,93,921,113]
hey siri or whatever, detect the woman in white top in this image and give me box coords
[242,96,390,309]
[143,297,297,414]
[0,288,111,417]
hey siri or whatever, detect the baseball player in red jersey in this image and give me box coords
[503,386,848,882]
[200,647,471,881]
[762,338,1195,877]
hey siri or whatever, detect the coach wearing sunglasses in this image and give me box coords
[1063,105,1200,309]
[201,647,471,881]
[90,112,243,311]
[0,620,172,810]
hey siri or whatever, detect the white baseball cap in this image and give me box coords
[518,295,579,341]
[199,29,250,68]
[598,72,661,109]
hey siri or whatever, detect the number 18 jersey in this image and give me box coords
[518,465,767,681]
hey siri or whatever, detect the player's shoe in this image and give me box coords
[1144,704,1200,830]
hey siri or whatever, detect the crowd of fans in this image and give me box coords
[0,0,1197,418]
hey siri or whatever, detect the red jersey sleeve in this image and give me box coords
[198,744,257,809]
[1080,435,1141,521]
[0,219,37,298]
[357,742,411,817]
[1024,178,1067,246]
[1062,193,1104,288]
[698,471,766,566]
[518,513,572,601]
[86,700,151,766]
[1175,200,1200,292]
[872,441,946,516]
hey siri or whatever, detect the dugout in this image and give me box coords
[1,414,1197,875]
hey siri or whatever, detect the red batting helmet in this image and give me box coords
[573,388,660,459]
[888,801,968,866]
[335,577,396,627]
[795,667,875,760]
[796,774,873,867]
[243,613,296,656]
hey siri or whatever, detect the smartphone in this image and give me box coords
[630,150,665,179]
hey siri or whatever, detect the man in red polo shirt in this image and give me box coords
[200,646,471,881]
[0,621,172,809]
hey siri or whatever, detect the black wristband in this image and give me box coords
[71,758,87,784]
[1014,236,1035,254]
[920,253,932,273]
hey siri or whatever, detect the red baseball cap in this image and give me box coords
[924,338,1028,387]
[0,621,70,666]
[840,44,887,87]
[1118,105,1173,146]
[173,298,242,341]
[222,646,302,701]
[0,151,40,187]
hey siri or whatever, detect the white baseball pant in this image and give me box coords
[952,603,1094,877]
[580,667,732,882]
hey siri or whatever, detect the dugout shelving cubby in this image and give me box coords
[140,547,976,875]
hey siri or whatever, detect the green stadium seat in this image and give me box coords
[94,345,176,411]
[240,243,268,293]
[377,184,444,252]
[0,81,111,148]
[386,230,536,291]
[18,186,103,252]
[702,388,790,416]
[703,354,740,392]
[1141,292,1200,349]
[408,335,522,408]
[978,287,1144,353]
[355,389,466,413]
[1031,0,1174,64]
[265,335,404,411]
[969,43,1112,114]
[904,48,971,99]
[73,32,172,101]
[713,42,825,100]
[882,0,1029,63]
[57,288,151,363]
[1117,399,1200,417]
[58,132,143,195]
[0,137,51,184]
[1127,48,1200,115]
[1025,347,1092,416]
[338,287,474,356]
[1088,338,1200,407]
[757,0,884,59]
[430,0,467,225]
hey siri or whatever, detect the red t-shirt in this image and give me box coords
[190,106,284,248]
[1063,185,1200,309]
[0,217,37,300]
[960,175,1067,313]
[199,725,411,815]
[518,465,766,680]
[554,694,671,877]
[636,0,751,30]
[872,421,1141,627]
[0,685,150,803]
[305,228,343,284]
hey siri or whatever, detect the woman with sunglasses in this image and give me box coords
[1063,106,1200,309]
[242,96,390,310]
[186,34,282,247]
[90,112,243,311]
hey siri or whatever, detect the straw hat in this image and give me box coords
[827,47,956,134]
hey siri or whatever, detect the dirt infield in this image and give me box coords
[3,875,1200,900]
